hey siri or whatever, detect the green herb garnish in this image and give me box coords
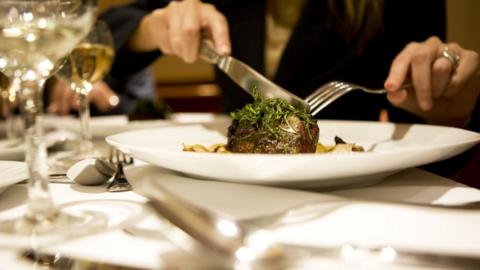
[230,85,316,139]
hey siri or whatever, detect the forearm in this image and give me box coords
[100,3,162,80]
[126,12,158,52]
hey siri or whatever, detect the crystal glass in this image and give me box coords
[60,20,114,156]
[0,0,105,242]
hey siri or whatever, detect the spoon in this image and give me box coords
[66,158,115,186]
[140,179,296,269]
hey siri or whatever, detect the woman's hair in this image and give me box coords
[328,0,384,53]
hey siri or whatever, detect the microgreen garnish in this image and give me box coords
[230,85,316,139]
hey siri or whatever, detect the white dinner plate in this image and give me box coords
[106,120,480,189]
[46,113,231,138]
[0,161,27,194]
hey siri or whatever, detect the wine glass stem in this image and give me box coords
[78,92,93,155]
[19,79,57,222]
[3,77,22,139]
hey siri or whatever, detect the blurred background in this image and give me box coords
[99,0,480,113]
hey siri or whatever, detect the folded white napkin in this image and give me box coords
[67,158,115,185]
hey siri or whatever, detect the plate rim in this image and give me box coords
[106,120,480,159]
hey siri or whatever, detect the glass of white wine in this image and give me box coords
[60,20,114,157]
[0,0,106,244]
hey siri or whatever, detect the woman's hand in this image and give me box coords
[47,78,76,115]
[384,36,480,127]
[47,79,119,115]
[128,0,231,63]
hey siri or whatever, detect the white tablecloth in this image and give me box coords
[0,165,479,269]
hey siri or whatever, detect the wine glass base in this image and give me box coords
[0,208,107,247]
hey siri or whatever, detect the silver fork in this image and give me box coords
[305,81,391,117]
[106,147,133,192]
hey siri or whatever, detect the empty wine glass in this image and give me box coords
[1,59,63,141]
[0,0,106,242]
[58,20,114,157]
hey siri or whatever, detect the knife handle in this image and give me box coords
[199,40,221,65]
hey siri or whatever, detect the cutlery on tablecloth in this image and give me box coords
[106,147,133,192]
[67,158,111,185]
[137,178,480,269]
[122,225,480,270]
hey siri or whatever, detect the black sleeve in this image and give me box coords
[467,98,480,132]
[383,0,446,58]
[383,0,447,123]
[99,0,166,81]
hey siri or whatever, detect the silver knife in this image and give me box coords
[199,41,310,110]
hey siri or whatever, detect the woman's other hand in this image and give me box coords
[128,0,231,63]
[385,36,480,127]
[47,79,119,115]
[47,78,76,115]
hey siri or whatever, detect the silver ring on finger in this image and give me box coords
[440,47,460,70]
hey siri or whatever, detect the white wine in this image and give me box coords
[0,3,95,78]
[69,43,114,93]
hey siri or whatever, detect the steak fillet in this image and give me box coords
[226,89,319,154]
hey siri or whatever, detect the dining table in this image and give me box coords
[0,115,479,270]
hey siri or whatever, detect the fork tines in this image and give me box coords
[305,81,352,116]
[109,147,133,165]
[107,147,133,192]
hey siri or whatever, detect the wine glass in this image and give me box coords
[58,20,114,158]
[0,0,105,242]
[1,59,64,141]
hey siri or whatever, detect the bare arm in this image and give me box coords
[126,0,231,63]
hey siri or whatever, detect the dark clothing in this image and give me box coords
[99,6,160,115]
[99,67,157,116]
[468,99,480,132]
[100,1,164,84]
[103,0,446,123]
[217,0,445,122]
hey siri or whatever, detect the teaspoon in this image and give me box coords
[140,179,296,269]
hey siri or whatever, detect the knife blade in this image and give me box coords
[199,41,309,110]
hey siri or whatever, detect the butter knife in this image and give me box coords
[199,41,309,110]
